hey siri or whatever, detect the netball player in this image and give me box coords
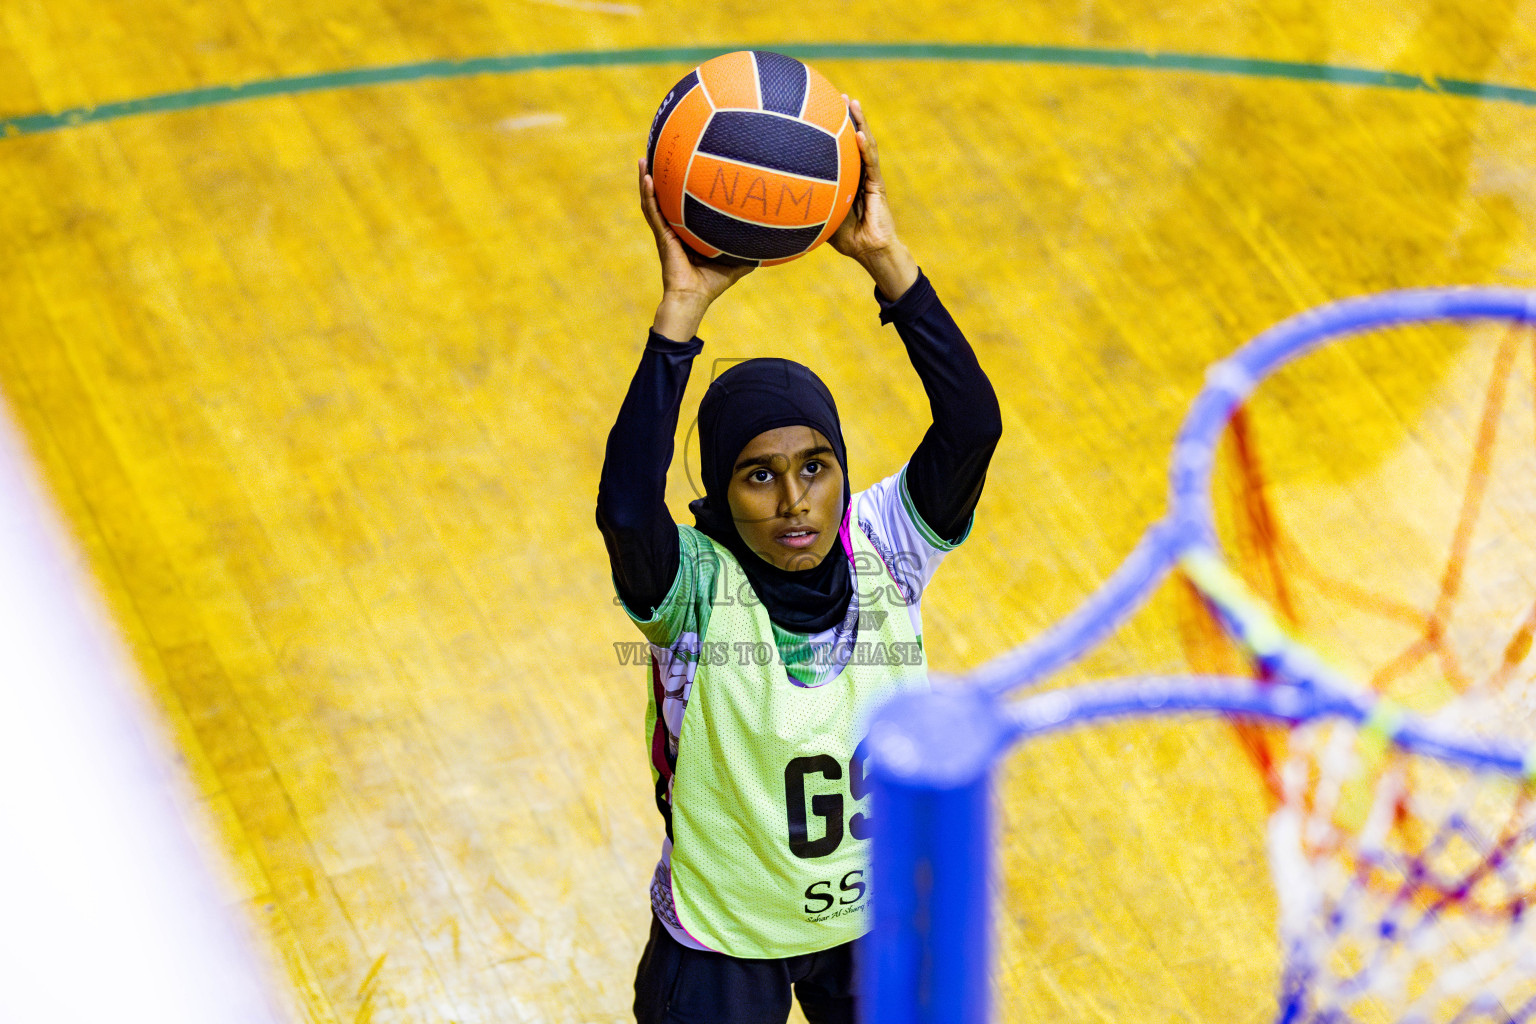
[597,100,1002,1024]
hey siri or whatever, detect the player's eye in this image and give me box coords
[748,468,772,484]
[803,460,823,475]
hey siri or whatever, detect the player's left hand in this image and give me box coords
[829,98,899,262]
[830,98,917,300]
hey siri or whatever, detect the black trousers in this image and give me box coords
[633,915,858,1024]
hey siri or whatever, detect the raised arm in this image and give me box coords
[595,160,754,617]
[830,100,1003,543]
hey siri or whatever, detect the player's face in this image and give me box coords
[727,426,844,571]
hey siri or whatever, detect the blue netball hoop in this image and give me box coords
[862,289,1536,1024]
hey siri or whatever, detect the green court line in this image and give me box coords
[4,41,1534,138]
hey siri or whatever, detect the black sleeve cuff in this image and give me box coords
[875,269,938,325]
[646,329,705,355]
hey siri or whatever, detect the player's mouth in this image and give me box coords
[776,526,819,549]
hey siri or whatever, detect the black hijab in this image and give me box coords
[689,358,853,633]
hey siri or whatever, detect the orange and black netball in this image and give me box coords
[645,51,861,266]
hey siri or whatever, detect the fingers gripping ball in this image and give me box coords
[645,51,862,266]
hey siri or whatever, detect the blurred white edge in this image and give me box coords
[0,401,283,1023]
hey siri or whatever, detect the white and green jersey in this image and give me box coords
[621,464,968,957]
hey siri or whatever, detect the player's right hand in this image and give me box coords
[639,158,754,313]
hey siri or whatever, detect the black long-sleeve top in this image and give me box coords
[596,271,1003,618]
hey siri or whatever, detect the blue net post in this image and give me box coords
[862,686,1005,1024]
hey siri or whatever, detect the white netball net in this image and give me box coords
[1270,711,1536,1022]
[1202,318,1536,1022]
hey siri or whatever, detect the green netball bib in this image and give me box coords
[668,497,928,958]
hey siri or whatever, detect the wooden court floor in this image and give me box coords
[5,1,1536,1021]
